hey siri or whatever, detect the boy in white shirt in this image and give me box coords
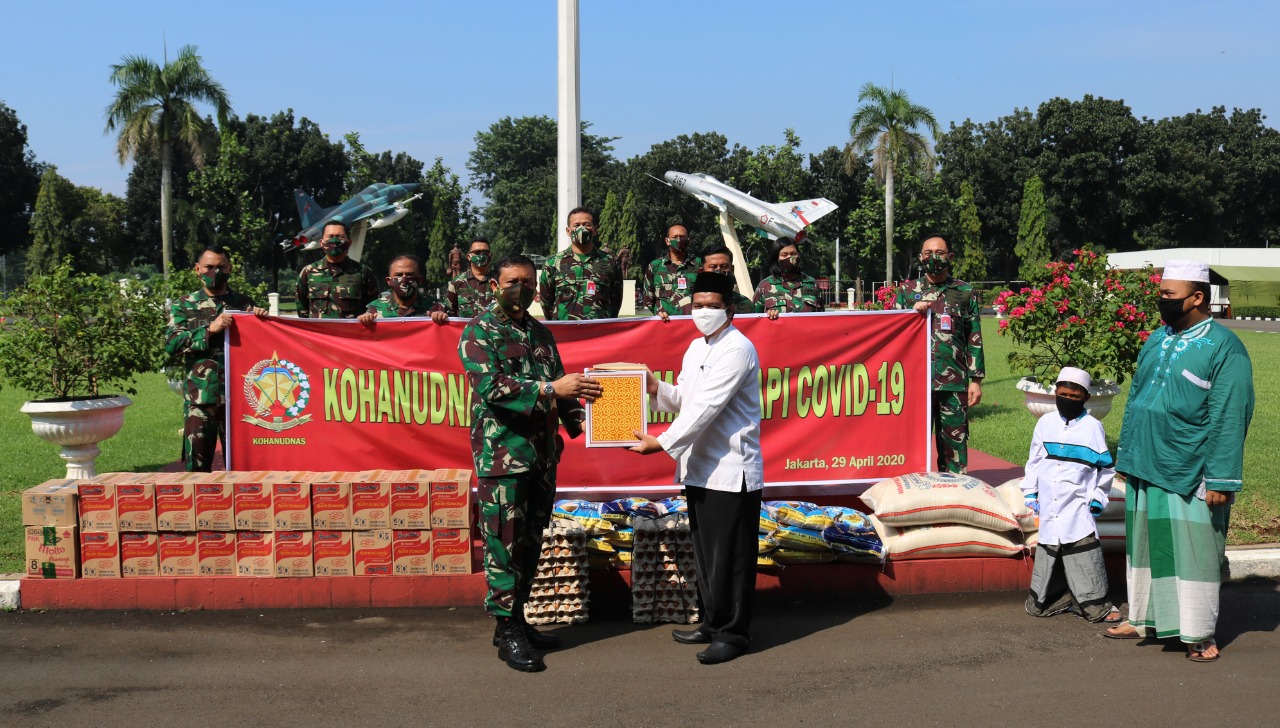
[1022,367,1122,623]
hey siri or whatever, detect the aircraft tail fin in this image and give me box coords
[773,198,839,228]
[295,189,321,228]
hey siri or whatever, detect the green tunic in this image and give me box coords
[537,245,623,320]
[1116,317,1255,496]
[458,303,585,477]
[164,289,256,406]
[894,276,985,392]
[638,254,701,315]
[752,274,825,314]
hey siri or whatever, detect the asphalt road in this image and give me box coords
[3,580,1278,727]
[1219,317,1280,334]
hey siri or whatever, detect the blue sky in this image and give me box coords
[3,1,1277,197]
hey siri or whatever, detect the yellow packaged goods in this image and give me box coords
[870,515,1023,560]
[764,500,818,528]
[757,555,783,570]
[816,506,875,536]
[553,500,614,535]
[758,533,778,554]
[603,527,634,547]
[600,497,659,524]
[587,537,617,553]
[773,525,831,552]
[772,548,835,565]
[995,478,1039,531]
[759,507,779,534]
[861,472,1018,531]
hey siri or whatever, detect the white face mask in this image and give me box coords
[692,307,728,336]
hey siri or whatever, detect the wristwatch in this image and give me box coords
[542,382,556,398]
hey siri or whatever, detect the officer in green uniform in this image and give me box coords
[752,237,825,319]
[639,224,701,316]
[295,221,380,319]
[164,245,266,471]
[538,207,623,320]
[657,245,753,322]
[446,236,495,319]
[459,254,604,672]
[894,235,985,473]
[358,254,447,324]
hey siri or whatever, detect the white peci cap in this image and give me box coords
[1056,366,1092,390]
[1162,259,1209,283]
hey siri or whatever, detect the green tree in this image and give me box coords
[953,181,987,281]
[468,116,619,256]
[1016,176,1050,281]
[845,82,940,284]
[597,189,621,246]
[617,190,641,280]
[0,101,42,258]
[105,44,231,278]
[72,187,129,275]
[187,129,268,261]
[26,167,77,275]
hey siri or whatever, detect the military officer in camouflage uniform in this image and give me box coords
[295,221,380,319]
[459,253,604,672]
[656,245,754,322]
[446,236,495,318]
[752,237,825,319]
[639,224,701,316]
[164,246,266,471]
[358,254,447,325]
[894,235,985,473]
[538,207,623,320]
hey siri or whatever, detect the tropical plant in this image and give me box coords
[993,249,1162,387]
[0,260,166,399]
[105,44,231,278]
[845,82,940,285]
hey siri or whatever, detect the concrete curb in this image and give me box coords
[1226,548,1280,580]
[0,580,18,611]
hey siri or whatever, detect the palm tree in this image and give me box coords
[105,45,230,277]
[845,82,939,284]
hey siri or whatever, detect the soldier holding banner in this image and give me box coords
[295,220,380,319]
[358,254,446,324]
[459,254,604,672]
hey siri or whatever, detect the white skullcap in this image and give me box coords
[1056,366,1092,390]
[1162,259,1209,283]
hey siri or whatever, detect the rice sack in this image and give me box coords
[759,507,779,534]
[764,500,819,528]
[861,472,1018,531]
[758,533,779,554]
[773,525,831,552]
[822,507,876,537]
[553,500,613,535]
[870,515,1023,560]
[772,548,835,565]
[995,478,1039,531]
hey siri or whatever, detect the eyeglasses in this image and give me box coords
[668,236,689,243]
[323,236,347,245]
[704,265,731,273]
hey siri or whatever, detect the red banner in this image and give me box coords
[225,311,931,493]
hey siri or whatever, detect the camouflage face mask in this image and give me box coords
[200,271,230,290]
[497,284,535,314]
[469,252,490,267]
[571,226,595,246]
[921,254,950,276]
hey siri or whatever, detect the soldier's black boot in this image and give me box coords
[494,617,545,672]
[491,615,562,650]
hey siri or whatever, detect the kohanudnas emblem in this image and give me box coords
[242,351,313,431]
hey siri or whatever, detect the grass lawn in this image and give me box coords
[1,325,1276,573]
[973,327,1279,545]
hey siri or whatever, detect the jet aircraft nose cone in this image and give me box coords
[663,171,679,184]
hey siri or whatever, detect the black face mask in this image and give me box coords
[1158,295,1191,328]
[1056,395,1086,421]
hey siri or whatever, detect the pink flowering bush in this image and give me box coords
[993,248,1162,387]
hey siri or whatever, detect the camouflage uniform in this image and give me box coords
[295,257,380,319]
[446,271,494,318]
[458,302,585,616]
[164,289,255,472]
[668,284,755,316]
[537,246,623,320]
[752,274,826,313]
[638,254,701,316]
[365,294,443,319]
[894,276,986,473]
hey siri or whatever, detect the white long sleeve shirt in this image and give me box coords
[1021,410,1116,545]
[654,325,764,492]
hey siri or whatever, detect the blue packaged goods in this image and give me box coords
[759,507,779,534]
[765,500,818,528]
[773,525,831,552]
[553,500,613,534]
[655,496,687,515]
[758,533,778,554]
[600,497,660,524]
[828,537,886,564]
[824,508,877,538]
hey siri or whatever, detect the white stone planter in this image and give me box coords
[1015,377,1120,420]
[19,396,133,478]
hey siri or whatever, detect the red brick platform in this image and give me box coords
[22,450,1061,610]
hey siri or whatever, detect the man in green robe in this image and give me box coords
[1105,260,1254,663]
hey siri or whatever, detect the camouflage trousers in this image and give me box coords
[477,469,556,617]
[182,402,225,473]
[932,390,968,474]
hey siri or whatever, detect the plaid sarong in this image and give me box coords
[1125,477,1231,642]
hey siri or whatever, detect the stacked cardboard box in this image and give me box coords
[524,520,590,625]
[631,514,700,625]
[19,469,475,579]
